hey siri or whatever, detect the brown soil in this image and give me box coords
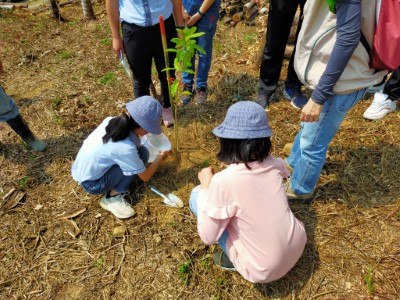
[1,4,399,300]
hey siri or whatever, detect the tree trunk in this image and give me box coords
[81,0,95,20]
[48,0,65,21]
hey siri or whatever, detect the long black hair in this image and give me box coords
[216,137,271,169]
[102,114,140,143]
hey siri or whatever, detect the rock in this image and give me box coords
[113,226,126,238]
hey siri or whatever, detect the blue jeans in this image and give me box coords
[0,87,20,122]
[182,6,219,89]
[81,146,149,195]
[287,89,366,195]
[189,188,229,254]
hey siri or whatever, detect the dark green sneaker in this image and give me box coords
[213,251,235,271]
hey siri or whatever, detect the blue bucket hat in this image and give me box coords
[213,101,272,139]
[126,96,162,135]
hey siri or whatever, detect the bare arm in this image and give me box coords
[137,151,169,182]
[105,0,124,55]
[186,0,216,26]
[171,0,184,27]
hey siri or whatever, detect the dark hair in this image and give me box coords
[102,114,141,143]
[216,137,272,169]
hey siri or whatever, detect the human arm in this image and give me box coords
[137,151,169,182]
[171,0,184,27]
[301,0,362,122]
[196,188,231,245]
[105,0,124,55]
[186,0,215,27]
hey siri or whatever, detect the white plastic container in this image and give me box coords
[141,133,172,162]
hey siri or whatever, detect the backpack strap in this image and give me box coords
[360,31,371,55]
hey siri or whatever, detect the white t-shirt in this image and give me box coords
[71,117,145,183]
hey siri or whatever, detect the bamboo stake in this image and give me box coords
[159,16,179,150]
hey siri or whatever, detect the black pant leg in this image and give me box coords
[122,22,153,98]
[384,67,400,100]
[258,0,303,95]
[285,0,306,89]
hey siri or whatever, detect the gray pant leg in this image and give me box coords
[0,86,20,122]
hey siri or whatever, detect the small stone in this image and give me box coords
[153,234,162,244]
[34,204,43,210]
[113,226,126,238]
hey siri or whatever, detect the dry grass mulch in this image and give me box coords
[0,4,399,300]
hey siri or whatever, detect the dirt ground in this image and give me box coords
[0,3,399,300]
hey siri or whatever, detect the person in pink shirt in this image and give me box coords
[189,101,307,283]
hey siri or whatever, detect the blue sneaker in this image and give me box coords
[283,86,308,109]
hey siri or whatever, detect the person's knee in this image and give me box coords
[189,186,200,215]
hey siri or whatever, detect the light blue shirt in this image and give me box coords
[119,0,173,27]
[72,117,145,183]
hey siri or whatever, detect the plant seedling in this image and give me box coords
[201,159,210,168]
[99,72,116,86]
[94,255,104,269]
[364,267,375,294]
[18,176,30,189]
[160,19,205,151]
[178,260,192,285]
[216,277,223,286]
[52,97,62,110]
[58,50,73,60]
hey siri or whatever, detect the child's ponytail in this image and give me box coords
[102,114,140,143]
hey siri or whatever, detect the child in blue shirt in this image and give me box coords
[180,0,220,105]
[72,96,169,219]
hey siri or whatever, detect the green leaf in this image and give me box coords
[189,32,205,38]
[174,59,181,71]
[188,26,197,35]
[194,45,206,54]
[166,49,178,53]
[162,67,175,72]
[171,80,179,97]
[183,69,195,74]
[171,37,182,43]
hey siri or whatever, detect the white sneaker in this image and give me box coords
[363,92,397,120]
[99,193,135,219]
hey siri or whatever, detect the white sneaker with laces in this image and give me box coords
[363,92,397,120]
[99,193,135,219]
